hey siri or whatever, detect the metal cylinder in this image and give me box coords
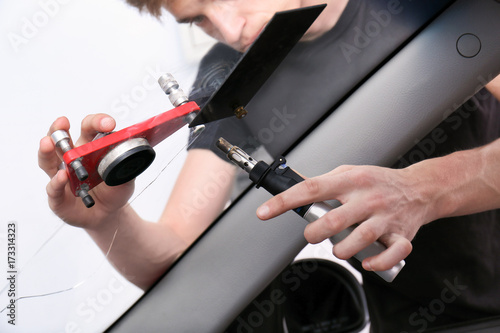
[50,130,89,181]
[78,189,95,208]
[158,73,189,107]
[51,130,71,151]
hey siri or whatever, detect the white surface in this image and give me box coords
[0,1,212,332]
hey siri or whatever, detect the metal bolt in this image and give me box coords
[158,73,189,108]
[51,130,89,181]
[234,106,248,119]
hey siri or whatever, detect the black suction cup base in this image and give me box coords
[101,144,155,186]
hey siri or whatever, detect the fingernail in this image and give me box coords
[364,261,373,271]
[257,205,269,219]
[101,117,114,129]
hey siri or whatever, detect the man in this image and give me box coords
[38,0,348,292]
[38,0,500,331]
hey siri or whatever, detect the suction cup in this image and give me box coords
[98,138,155,186]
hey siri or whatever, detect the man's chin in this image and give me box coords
[225,42,246,53]
[300,28,327,42]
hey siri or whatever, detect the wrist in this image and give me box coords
[85,204,132,234]
[404,146,491,222]
[403,155,460,223]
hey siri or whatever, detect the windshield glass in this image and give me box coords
[0,1,215,331]
[1,0,454,332]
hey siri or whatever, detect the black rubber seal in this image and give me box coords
[102,145,156,186]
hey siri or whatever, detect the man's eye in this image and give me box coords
[190,15,205,26]
[177,15,206,26]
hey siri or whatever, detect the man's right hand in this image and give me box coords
[38,114,135,229]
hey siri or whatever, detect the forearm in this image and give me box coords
[407,138,500,222]
[86,205,187,290]
[83,150,236,290]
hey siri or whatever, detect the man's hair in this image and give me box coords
[126,0,165,17]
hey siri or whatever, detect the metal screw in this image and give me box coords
[234,106,248,119]
[51,130,89,181]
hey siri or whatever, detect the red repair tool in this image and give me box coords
[51,74,199,208]
[49,6,326,208]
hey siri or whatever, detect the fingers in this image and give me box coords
[38,136,60,177]
[39,114,115,178]
[256,167,354,220]
[47,116,71,136]
[39,116,72,178]
[303,202,368,244]
[332,219,382,260]
[77,114,116,146]
[362,235,412,272]
[46,169,70,211]
[330,219,412,272]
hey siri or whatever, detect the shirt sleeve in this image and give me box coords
[187,43,259,161]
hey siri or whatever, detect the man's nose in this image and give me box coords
[206,7,245,47]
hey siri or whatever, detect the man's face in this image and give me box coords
[165,0,302,52]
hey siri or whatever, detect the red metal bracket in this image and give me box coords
[62,101,199,196]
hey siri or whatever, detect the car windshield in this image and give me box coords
[0,0,455,332]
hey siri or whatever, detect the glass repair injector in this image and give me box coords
[216,137,405,283]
